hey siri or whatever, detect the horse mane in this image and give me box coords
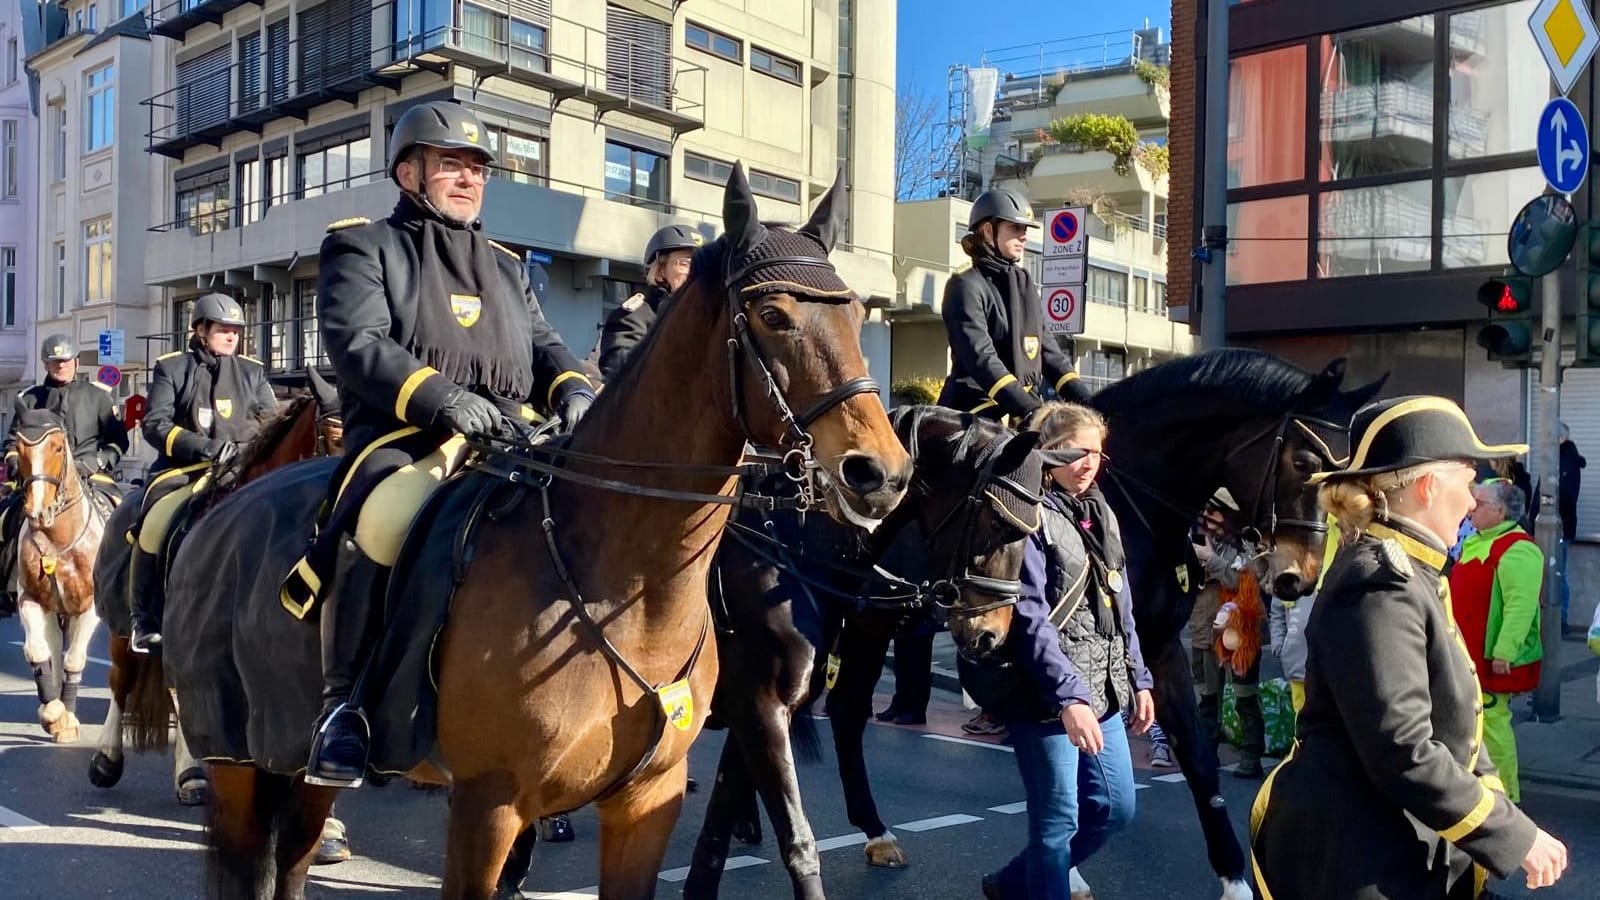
[231,394,315,476]
[1093,348,1315,420]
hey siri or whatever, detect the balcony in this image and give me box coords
[1000,142,1167,204]
[149,0,264,40]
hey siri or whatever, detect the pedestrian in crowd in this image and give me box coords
[1188,489,1266,777]
[1557,423,1584,632]
[1252,396,1567,899]
[963,402,1152,900]
[877,615,935,726]
[1450,478,1544,804]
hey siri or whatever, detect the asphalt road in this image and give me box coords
[2,616,1596,899]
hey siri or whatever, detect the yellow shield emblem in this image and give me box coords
[215,399,233,419]
[1024,336,1040,360]
[461,121,479,142]
[658,679,695,733]
[450,294,482,328]
[1175,564,1190,594]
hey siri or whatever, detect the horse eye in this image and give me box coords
[1292,453,1321,475]
[757,305,793,331]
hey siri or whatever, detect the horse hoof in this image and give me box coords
[864,833,907,869]
[89,751,125,788]
[313,819,351,865]
[1218,877,1253,900]
[176,772,210,807]
[732,817,763,846]
[50,712,81,744]
[38,699,66,734]
[537,815,575,843]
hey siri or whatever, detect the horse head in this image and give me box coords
[882,406,1042,661]
[13,409,76,529]
[701,163,911,526]
[305,366,344,456]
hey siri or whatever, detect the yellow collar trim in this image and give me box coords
[1367,522,1447,571]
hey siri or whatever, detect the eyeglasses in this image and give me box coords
[433,156,493,182]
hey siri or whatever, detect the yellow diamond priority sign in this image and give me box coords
[1531,0,1600,96]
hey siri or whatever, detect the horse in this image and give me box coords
[89,368,342,807]
[162,164,913,900]
[683,405,1043,900]
[684,348,1384,900]
[10,408,117,744]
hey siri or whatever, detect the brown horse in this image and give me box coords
[11,409,114,744]
[90,373,342,804]
[165,164,911,900]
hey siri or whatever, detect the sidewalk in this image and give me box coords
[1516,636,1600,793]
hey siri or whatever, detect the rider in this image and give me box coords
[938,187,1093,421]
[0,333,130,615]
[292,100,595,789]
[130,293,278,652]
[595,224,700,381]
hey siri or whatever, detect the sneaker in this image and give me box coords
[962,712,1006,735]
[1151,742,1174,768]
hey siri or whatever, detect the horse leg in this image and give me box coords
[824,619,902,869]
[57,605,101,743]
[270,779,338,900]
[596,758,690,900]
[205,765,275,900]
[17,596,66,738]
[683,737,747,900]
[441,770,525,900]
[90,636,132,788]
[174,707,210,806]
[493,822,538,900]
[739,699,824,900]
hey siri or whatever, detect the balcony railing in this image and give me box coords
[148,0,263,40]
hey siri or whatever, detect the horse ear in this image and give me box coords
[723,162,765,259]
[1340,372,1389,411]
[1296,357,1349,411]
[997,430,1043,472]
[305,366,339,414]
[799,166,847,252]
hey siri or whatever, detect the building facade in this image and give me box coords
[1,0,41,411]
[894,26,1192,393]
[138,0,897,392]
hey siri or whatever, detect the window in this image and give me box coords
[121,0,147,16]
[53,242,66,316]
[1087,267,1128,308]
[296,279,322,369]
[238,159,263,226]
[84,64,115,153]
[299,131,373,198]
[459,4,550,71]
[5,38,16,85]
[1,247,15,328]
[1449,1,1544,160]
[1227,196,1309,286]
[1441,167,1545,269]
[1320,17,1433,181]
[485,129,547,185]
[684,150,734,185]
[1,120,16,200]
[83,217,113,305]
[1132,277,1149,313]
[749,168,801,202]
[604,141,668,208]
[751,46,802,85]
[51,103,66,182]
[685,22,741,62]
[1080,349,1127,393]
[176,167,230,233]
[1227,46,1304,189]
[1153,281,1168,313]
[1318,180,1431,277]
[87,2,98,30]
[266,153,289,205]
[606,4,671,108]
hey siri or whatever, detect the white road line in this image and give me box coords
[815,832,869,851]
[1151,772,1187,783]
[0,804,47,832]
[6,641,112,667]
[657,856,766,883]
[893,813,984,832]
[67,810,205,833]
[988,801,1029,815]
[1134,783,1151,791]
[526,891,598,899]
[921,733,1014,753]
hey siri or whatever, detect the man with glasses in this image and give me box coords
[283,100,595,787]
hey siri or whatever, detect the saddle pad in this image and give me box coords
[92,486,144,636]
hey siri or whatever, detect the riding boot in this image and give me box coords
[1233,685,1265,779]
[1193,649,1221,747]
[129,547,165,654]
[305,538,387,789]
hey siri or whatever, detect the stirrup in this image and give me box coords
[130,628,162,655]
[304,703,371,789]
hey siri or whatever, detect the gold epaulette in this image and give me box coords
[157,350,184,361]
[326,216,371,233]
[488,240,522,262]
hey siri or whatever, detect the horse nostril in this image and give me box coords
[976,630,999,655]
[839,453,887,495]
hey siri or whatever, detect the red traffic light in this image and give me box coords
[1496,285,1518,312]
[1477,278,1530,314]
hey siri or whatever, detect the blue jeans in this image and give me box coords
[994,714,1137,900]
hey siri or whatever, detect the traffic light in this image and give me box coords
[1576,223,1600,367]
[1473,268,1534,366]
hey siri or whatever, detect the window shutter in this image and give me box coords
[605,3,670,109]
[176,45,231,136]
[239,31,262,115]
[268,20,290,104]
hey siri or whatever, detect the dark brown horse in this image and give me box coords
[89,370,342,804]
[163,165,912,900]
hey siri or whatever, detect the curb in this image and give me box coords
[1521,770,1600,795]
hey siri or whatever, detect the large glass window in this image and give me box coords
[1442,166,1546,269]
[604,141,668,208]
[1227,196,1309,286]
[83,217,113,304]
[686,22,742,62]
[238,159,263,226]
[299,133,373,198]
[176,168,230,233]
[85,64,115,153]
[1228,46,1305,189]
[1088,267,1128,308]
[1320,17,1434,180]
[485,129,546,185]
[1317,180,1432,277]
[1,247,15,327]
[1449,1,1545,160]
[1,120,15,200]
[266,153,290,206]
[460,4,549,71]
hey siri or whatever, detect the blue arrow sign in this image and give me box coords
[1538,97,1589,195]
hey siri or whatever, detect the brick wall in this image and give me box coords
[1169,0,1197,319]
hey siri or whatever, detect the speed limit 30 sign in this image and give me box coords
[1044,286,1085,335]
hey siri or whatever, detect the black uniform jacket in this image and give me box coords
[937,266,1086,418]
[317,211,588,447]
[4,379,129,472]
[596,286,667,382]
[1250,517,1537,900]
[143,348,277,471]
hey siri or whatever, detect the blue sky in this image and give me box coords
[895,1,1173,101]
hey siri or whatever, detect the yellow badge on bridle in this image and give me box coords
[1175,564,1189,593]
[450,294,482,328]
[41,555,57,576]
[658,680,695,732]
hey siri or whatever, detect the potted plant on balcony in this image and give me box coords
[1046,113,1141,176]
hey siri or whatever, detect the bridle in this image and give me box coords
[16,426,83,528]
[1225,411,1347,547]
[921,433,1041,622]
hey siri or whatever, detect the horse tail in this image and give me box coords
[121,651,173,752]
[205,766,292,900]
[790,704,823,766]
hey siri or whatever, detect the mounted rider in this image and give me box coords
[0,333,130,615]
[288,100,595,789]
[595,224,700,381]
[129,292,278,652]
[938,187,1093,420]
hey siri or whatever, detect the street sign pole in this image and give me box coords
[1533,275,1564,722]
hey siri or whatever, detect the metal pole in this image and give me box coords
[1532,275,1564,720]
[1199,0,1229,348]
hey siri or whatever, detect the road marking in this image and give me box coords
[657,856,766,882]
[6,641,112,667]
[0,804,47,832]
[815,832,869,851]
[988,801,1029,815]
[921,733,1014,753]
[68,810,205,833]
[527,891,598,899]
[1152,772,1187,783]
[894,813,984,832]
[1134,783,1151,791]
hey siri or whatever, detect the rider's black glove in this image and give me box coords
[203,439,240,468]
[95,449,118,471]
[556,390,596,434]
[436,389,502,438]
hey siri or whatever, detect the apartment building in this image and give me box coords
[137,0,897,387]
[893,25,1191,392]
[0,0,37,410]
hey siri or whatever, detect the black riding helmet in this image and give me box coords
[191,292,246,328]
[40,333,75,362]
[386,101,497,181]
[968,187,1039,232]
[644,224,701,267]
